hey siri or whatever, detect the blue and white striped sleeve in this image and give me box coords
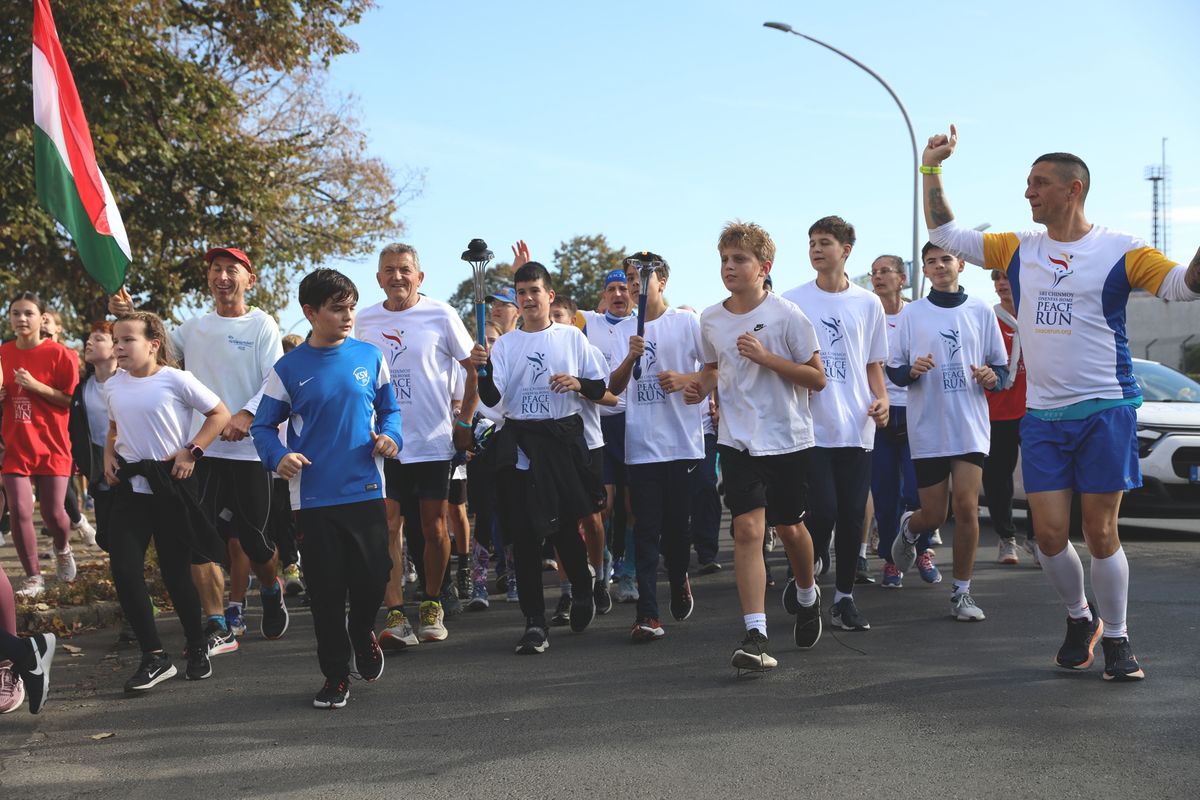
[251,367,292,471]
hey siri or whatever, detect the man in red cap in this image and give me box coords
[110,246,289,655]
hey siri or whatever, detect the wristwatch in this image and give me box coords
[186,443,205,460]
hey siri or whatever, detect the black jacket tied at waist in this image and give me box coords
[492,415,594,543]
[115,455,224,564]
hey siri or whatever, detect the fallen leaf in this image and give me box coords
[90,732,115,740]
[62,644,82,654]
[35,603,50,611]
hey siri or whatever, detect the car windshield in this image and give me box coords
[1133,361,1200,402]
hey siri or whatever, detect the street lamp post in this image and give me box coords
[763,22,921,300]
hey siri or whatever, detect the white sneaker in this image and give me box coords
[73,516,97,546]
[56,547,77,582]
[997,538,1019,565]
[379,608,419,649]
[929,528,943,545]
[16,575,46,598]
[1022,537,1042,568]
[951,592,986,622]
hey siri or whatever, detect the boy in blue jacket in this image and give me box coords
[252,269,402,709]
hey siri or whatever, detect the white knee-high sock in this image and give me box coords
[1091,547,1130,639]
[1040,544,1090,620]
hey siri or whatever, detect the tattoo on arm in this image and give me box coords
[928,187,954,227]
[1187,247,1200,294]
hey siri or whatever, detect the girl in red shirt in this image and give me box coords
[1,293,79,597]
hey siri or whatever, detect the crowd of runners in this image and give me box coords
[1,129,1197,711]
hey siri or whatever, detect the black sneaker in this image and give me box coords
[495,573,509,594]
[353,631,385,682]
[854,556,875,584]
[1056,614,1102,670]
[20,633,55,715]
[184,645,212,681]
[731,629,777,672]
[116,621,138,645]
[313,677,350,709]
[260,578,289,640]
[205,620,239,656]
[515,619,549,655]
[782,576,800,615]
[830,596,870,631]
[439,580,463,617]
[670,575,694,621]
[124,651,177,692]
[456,566,472,602]
[1101,637,1145,682]
[794,585,823,649]
[593,577,613,615]
[550,593,572,627]
[569,592,596,633]
[697,561,722,575]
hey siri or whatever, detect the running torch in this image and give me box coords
[461,238,494,377]
[625,252,664,381]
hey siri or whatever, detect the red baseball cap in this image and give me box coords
[204,246,254,273]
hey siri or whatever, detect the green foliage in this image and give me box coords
[550,234,627,314]
[0,0,418,333]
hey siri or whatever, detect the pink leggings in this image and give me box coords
[2,474,71,578]
[0,567,15,635]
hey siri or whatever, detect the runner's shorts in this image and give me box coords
[195,458,276,564]
[384,459,452,503]
[1020,405,1141,494]
[717,445,809,526]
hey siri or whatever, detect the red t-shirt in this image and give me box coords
[986,316,1027,421]
[1,339,80,475]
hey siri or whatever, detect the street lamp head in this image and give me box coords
[763,21,793,33]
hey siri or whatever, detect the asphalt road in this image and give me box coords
[2,520,1198,799]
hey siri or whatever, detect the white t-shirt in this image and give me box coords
[105,367,221,494]
[581,309,633,416]
[490,322,607,469]
[699,293,820,456]
[781,280,888,450]
[884,308,909,409]
[355,296,474,463]
[581,342,606,451]
[888,296,1008,459]
[83,375,110,447]
[613,308,705,464]
[170,308,283,461]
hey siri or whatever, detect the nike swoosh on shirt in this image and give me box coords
[299,377,315,386]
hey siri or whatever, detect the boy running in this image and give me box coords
[887,243,1008,620]
[478,261,607,655]
[685,221,826,671]
[781,217,890,632]
[251,269,402,709]
[609,251,706,641]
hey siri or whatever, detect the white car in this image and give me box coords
[1009,358,1200,520]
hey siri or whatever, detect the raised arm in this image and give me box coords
[922,124,958,229]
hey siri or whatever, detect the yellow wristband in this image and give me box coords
[919,165,942,175]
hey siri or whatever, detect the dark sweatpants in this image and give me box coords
[296,500,390,679]
[630,460,696,620]
[983,417,1020,539]
[806,447,873,596]
[689,434,721,566]
[497,467,592,623]
[108,492,205,652]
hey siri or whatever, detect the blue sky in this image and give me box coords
[276,0,1199,333]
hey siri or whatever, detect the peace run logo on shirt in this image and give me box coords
[818,316,848,383]
[379,329,412,402]
[938,329,968,393]
[634,339,666,405]
[1034,253,1075,336]
[520,352,551,415]
[12,395,32,422]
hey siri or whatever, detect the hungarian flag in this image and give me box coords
[32,0,130,293]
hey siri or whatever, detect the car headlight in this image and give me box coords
[1136,426,1163,458]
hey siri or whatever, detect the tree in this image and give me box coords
[447,261,513,337]
[0,0,419,332]
[550,234,627,313]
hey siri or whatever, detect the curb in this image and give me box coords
[18,600,124,635]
